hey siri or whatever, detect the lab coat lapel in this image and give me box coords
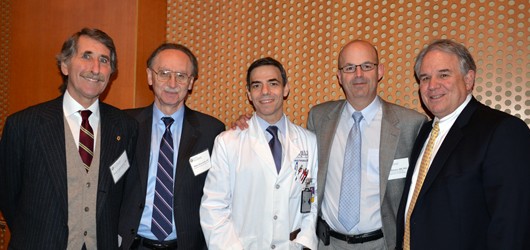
[248,116,278,175]
[280,120,301,175]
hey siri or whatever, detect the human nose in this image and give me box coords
[167,74,179,87]
[354,66,364,77]
[261,83,270,94]
[89,58,101,74]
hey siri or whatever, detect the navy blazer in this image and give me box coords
[119,104,225,249]
[0,96,138,249]
[396,97,530,250]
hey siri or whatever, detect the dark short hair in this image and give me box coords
[414,39,476,77]
[246,57,287,91]
[146,43,198,79]
[56,28,117,93]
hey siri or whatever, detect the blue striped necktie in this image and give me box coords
[151,117,175,241]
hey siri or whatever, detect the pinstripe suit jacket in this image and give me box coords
[307,98,426,250]
[0,96,138,249]
[119,104,225,249]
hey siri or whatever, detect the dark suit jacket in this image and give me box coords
[396,97,530,250]
[119,104,225,249]
[307,99,427,249]
[0,96,138,249]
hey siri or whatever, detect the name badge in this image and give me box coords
[110,151,130,183]
[388,157,409,180]
[189,149,211,176]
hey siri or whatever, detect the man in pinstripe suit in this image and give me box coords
[0,28,137,249]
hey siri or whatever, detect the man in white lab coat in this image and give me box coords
[200,57,319,250]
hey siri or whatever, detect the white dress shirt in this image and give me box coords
[321,96,383,235]
[63,90,100,150]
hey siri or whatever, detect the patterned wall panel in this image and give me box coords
[0,0,10,135]
[167,0,529,127]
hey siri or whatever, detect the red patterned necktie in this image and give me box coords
[79,110,94,172]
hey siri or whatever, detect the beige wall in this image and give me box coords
[166,0,529,127]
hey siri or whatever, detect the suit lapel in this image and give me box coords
[174,106,200,195]
[136,106,154,191]
[315,101,345,206]
[96,103,123,216]
[378,101,401,202]
[280,119,302,175]
[38,97,69,216]
[417,98,479,202]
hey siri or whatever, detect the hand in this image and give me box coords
[230,113,252,130]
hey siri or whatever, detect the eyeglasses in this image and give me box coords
[338,63,378,73]
[150,69,192,83]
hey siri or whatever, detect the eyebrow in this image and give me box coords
[251,78,280,84]
[419,68,451,78]
[82,50,110,61]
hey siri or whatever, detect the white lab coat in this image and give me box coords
[200,114,319,250]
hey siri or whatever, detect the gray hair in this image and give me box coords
[414,39,476,77]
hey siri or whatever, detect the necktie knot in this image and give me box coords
[431,121,440,136]
[266,125,279,139]
[352,111,363,124]
[162,117,174,129]
[80,110,92,121]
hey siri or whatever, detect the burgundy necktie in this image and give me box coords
[79,110,94,172]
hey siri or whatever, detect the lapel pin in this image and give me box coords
[116,136,121,141]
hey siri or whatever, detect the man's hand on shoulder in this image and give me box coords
[230,113,252,130]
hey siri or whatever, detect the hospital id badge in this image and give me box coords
[301,188,312,213]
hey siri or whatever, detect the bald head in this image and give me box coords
[338,40,379,69]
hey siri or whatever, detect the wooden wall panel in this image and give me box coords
[7,0,138,117]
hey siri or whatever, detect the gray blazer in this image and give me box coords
[307,98,426,249]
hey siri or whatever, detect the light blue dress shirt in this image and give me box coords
[137,105,184,240]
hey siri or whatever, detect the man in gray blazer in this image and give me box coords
[308,40,426,250]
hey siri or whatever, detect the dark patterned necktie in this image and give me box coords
[266,126,282,173]
[151,117,175,241]
[79,110,94,172]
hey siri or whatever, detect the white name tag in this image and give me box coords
[110,151,130,183]
[189,149,211,176]
[388,157,409,180]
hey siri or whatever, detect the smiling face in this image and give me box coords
[418,49,475,118]
[337,40,384,110]
[61,35,112,108]
[247,65,290,124]
[147,49,194,115]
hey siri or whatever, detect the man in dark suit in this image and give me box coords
[0,28,138,249]
[396,39,530,250]
[119,43,224,249]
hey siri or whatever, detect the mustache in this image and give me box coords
[80,72,105,82]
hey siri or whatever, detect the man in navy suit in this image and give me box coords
[396,39,530,250]
[119,43,224,249]
[0,28,138,249]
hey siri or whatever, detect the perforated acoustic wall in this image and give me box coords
[166,0,529,127]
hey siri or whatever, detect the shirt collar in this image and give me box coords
[152,103,185,126]
[256,113,287,138]
[63,90,99,118]
[434,94,472,128]
[344,96,381,125]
